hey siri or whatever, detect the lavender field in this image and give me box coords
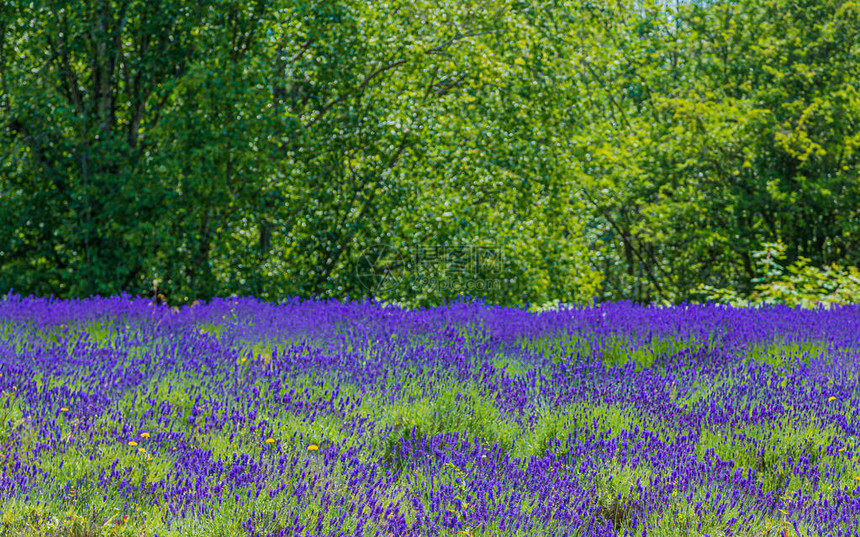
[0,296,858,537]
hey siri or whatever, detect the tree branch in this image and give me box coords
[304,58,407,129]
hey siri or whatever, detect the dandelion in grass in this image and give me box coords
[140,432,150,439]
[828,396,836,401]
[128,441,138,447]
[138,447,146,453]
[308,444,319,452]
[265,438,276,444]
[60,407,69,412]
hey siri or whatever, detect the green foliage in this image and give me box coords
[0,0,857,306]
[522,0,859,303]
[698,241,860,307]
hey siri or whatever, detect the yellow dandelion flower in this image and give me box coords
[138,447,146,453]
[265,438,276,444]
[128,441,138,447]
[140,432,150,438]
[60,407,69,412]
[839,447,846,452]
[828,396,836,401]
[308,444,319,452]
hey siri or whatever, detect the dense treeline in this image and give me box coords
[0,0,857,306]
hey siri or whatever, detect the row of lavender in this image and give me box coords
[0,294,858,536]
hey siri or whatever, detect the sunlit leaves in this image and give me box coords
[0,0,855,307]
